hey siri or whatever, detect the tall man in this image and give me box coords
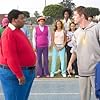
[0,9,36,100]
[67,6,100,100]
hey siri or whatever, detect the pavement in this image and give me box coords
[0,78,94,100]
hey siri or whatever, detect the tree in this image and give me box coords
[59,0,75,10]
[34,11,40,18]
[22,11,30,18]
[86,7,100,17]
[45,16,53,25]
[43,4,64,20]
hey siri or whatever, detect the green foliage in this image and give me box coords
[43,4,64,20]
[59,0,75,10]
[34,11,40,18]
[86,7,100,17]
[45,16,53,25]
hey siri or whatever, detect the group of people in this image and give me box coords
[0,6,100,100]
[32,8,78,78]
[32,6,100,100]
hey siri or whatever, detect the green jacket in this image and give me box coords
[0,26,4,37]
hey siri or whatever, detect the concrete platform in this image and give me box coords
[0,78,94,100]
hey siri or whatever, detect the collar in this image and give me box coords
[63,18,71,23]
[39,25,45,28]
[80,22,96,30]
[8,23,16,31]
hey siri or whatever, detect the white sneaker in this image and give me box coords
[50,74,54,77]
[75,75,79,78]
[68,74,72,78]
[54,69,61,74]
[62,74,66,78]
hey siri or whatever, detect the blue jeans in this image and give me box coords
[95,62,100,100]
[51,47,66,74]
[0,66,35,100]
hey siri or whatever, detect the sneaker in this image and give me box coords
[75,75,79,78]
[55,69,61,74]
[45,75,50,78]
[68,74,72,78]
[62,74,66,78]
[50,74,54,77]
[36,75,41,78]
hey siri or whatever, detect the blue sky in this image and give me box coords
[0,0,99,16]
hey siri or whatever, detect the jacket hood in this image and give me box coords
[84,22,97,30]
[78,22,97,30]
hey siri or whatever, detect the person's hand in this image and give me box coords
[33,48,36,52]
[18,76,25,85]
[67,36,71,42]
[67,63,73,75]
[49,46,52,51]
[56,48,60,51]
[58,46,64,51]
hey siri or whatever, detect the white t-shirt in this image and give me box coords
[67,31,74,47]
[62,18,71,31]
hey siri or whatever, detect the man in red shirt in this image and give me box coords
[0,9,36,100]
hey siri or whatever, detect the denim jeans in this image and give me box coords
[51,47,66,74]
[0,66,35,100]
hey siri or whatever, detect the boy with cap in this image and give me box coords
[32,16,51,78]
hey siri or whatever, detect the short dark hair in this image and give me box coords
[74,6,88,20]
[62,8,72,18]
[8,9,24,23]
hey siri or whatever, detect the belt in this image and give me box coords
[0,64,35,70]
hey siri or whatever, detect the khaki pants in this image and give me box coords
[79,76,98,100]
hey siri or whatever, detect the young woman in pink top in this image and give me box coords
[50,20,67,77]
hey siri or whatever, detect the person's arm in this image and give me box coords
[67,32,77,74]
[32,28,36,51]
[2,31,25,85]
[48,27,51,47]
[67,52,77,74]
[66,31,72,44]
[52,32,59,50]
[63,32,67,47]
